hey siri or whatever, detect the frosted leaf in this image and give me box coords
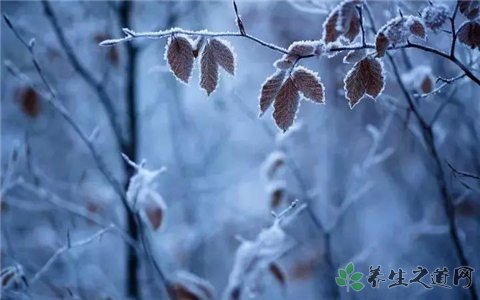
[261,151,286,178]
[259,70,286,116]
[266,181,287,208]
[210,38,236,75]
[168,271,215,300]
[457,21,480,49]
[380,17,408,45]
[224,221,293,299]
[200,42,219,95]
[375,32,389,57]
[323,9,340,43]
[323,0,362,43]
[343,48,367,63]
[287,40,316,56]
[273,78,300,132]
[459,0,480,20]
[165,36,195,84]
[376,15,428,56]
[141,190,167,230]
[125,161,166,209]
[343,12,360,42]
[406,17,426,40]
[402,66,434,94]
[344,57,385,108]
[273,55,296,70]
[292,66,325,103]
[421,4,449,31]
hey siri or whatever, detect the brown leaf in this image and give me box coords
[145,202,163,231]
[270,188,285,208]
[292,67,325,103]
[166,36,195,83]
[457,21,480,49]
[375,32,389,57]
[269,263,286,287]
[210,38,235,75]
[200,42,219,95]
[344,57,385,108]
[259,70,286,116]
[343,11,360,42]
[167,283,200,300]
[409,18,426,39]
[17,87,41,118]
[143,192,166,231]
[420,76,433,93]
[459,0,480,20]
[273,78,300,131]
[323,10,340,43]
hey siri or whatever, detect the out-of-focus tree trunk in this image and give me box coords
[118,1,140,298]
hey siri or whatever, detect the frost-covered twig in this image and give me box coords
[416,73,466,98]
[9,178,137,249]
[30,225,114,284]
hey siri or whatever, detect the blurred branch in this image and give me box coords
[10,178,137,249]
[40,0,125,149]
[30,225,114,284]
[447,162,480,181]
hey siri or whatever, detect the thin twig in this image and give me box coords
[31,225,114,284]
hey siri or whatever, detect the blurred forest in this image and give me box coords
[1,0,479,299]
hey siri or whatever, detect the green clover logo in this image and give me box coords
[335,262,365,292]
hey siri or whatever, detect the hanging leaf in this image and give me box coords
[344,57,385,108]
[323,10,340,43]
[200,42,219,95]
[167,271,215,300]
[457,21,480,49]
[292,67,325,103]
[459,0,480,20]
[259,70,286,115]
[273,78,300,131]
[269,263,286,287]
[375,33,389,57]
[17,87,41,118]
[343,48,367,63]
[408,17,426,39]
[165,36,195,84]
[287,41,316,56]
[322,0,361,43]
[210,38,236,75]
[343,9,361,42]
